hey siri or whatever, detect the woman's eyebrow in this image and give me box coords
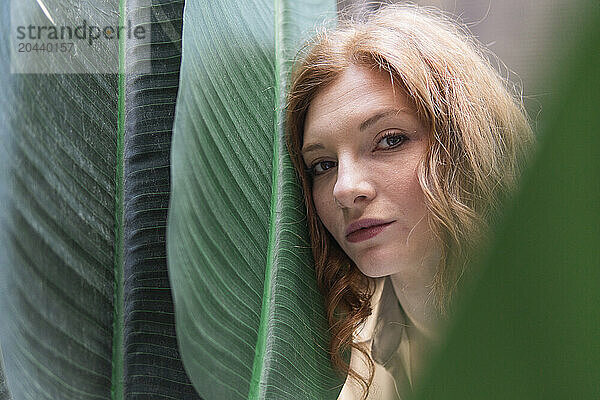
[302,108,410,156]
[301,142,324,156]
[359,108,406,131]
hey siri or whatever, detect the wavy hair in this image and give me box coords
[285,4,534,398]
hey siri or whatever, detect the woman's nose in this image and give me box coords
[332,159,376,208]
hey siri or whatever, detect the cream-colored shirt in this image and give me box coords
[337,277,415,400]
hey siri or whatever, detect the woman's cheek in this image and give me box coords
[312,186,336,236]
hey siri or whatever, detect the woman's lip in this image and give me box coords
[345,221,395,243]
[345,218,395,236]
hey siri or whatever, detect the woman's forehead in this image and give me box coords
[303,65,417,142]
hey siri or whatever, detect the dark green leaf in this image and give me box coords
[122,1,202,399]
[0,347,11,400]
[0,0,199,398]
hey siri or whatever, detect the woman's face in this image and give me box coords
[302,65,439,277]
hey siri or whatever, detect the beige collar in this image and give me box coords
[352,277,413,399]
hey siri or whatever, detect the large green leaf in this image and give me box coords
[0,0,200,398]
[167,0,342,399]
[414,4,600,399]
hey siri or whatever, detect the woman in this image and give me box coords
[286,4,533,400]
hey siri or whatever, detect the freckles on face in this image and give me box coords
[302,64,438,277]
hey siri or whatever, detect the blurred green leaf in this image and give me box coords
[167,0,343,399]
[414,5,600,399]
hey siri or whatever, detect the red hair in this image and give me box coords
[285,4,533,398]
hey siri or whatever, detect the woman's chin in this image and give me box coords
[354,254,403,278]
[348,243,403,276]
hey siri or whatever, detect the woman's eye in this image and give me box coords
[311,160,336,176]
[376,133,407,150]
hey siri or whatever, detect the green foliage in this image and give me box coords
[414,5,600,399]
[4,1,593,400]
[167,0,343,399]
[0,0,199,399]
